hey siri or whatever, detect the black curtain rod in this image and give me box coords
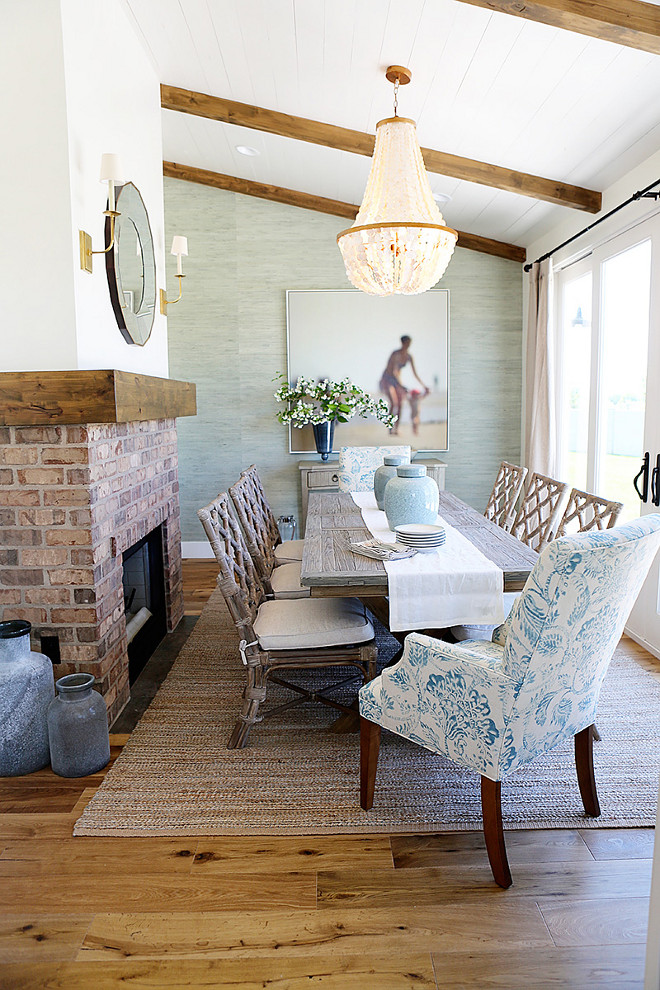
[523,177,660,273]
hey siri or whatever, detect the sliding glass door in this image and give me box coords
[557,261,592,494]
[597,238,651,521]
[557,214,660,654]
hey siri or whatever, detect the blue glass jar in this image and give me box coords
[384,464,439,531]
[373,455,408,510]
[0,620,53,776]
[47,673,110,778]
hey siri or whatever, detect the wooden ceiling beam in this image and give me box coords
[453,0,660,56]
[161,85,601,214]
[163,161,527,264]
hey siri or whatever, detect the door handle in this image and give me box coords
[652,454,660,507]
[634,452,650,503]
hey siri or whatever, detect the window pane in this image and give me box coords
[599,240,651,522]
[560,273,592,490]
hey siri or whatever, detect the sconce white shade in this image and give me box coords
[99,153,124,183]
[170,236,188,257]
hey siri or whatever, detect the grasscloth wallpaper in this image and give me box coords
[164,177,523,544]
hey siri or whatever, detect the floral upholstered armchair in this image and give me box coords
[338,445,411,492]
[359,514,660,886]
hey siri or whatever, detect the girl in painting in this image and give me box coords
[379,335,429,434]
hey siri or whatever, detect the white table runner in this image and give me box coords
[351,492,505,632]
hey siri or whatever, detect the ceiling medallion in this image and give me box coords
[337,66,458,296]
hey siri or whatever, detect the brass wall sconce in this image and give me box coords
[160,236,188,314]
[79,154,124,273]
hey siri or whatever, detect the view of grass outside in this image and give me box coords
[567,452,640,523]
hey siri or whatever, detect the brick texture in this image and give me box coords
[0,419,184,725]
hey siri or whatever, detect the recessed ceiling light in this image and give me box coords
[433,192,451,204]
[235,145,260,157]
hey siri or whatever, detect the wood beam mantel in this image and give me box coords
[454,0,660,56]
[0,371,197,426]
[161,85,601,215]
[163,161,527,264]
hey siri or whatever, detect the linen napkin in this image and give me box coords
[351,492,505,632]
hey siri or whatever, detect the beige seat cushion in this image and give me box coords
[254,597,374,651]
[270,561,310,600]
[274,539,305,563]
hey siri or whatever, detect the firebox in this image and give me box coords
[122,526,167,683]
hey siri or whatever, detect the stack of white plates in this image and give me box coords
[394,523,446,554]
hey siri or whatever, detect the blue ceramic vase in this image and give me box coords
[47,673,110,778]
[373,455,408,510]
[312,421,335,461]
[0,620,54,776]
[384,464,439,530]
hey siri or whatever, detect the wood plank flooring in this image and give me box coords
[0,560,656,989]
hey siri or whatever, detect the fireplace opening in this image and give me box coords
[122,526,167,684]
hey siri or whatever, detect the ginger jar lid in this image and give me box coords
[396,464,427,478]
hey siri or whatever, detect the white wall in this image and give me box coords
[0,0,168,376]
[61,0,168,375]
[0,1,78,370]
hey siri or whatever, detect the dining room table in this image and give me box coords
[301,489,537,603]
[300,488,538,729]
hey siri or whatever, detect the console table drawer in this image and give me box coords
[307,469,340,488]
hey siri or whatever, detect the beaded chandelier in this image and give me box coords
[337,66,458,296]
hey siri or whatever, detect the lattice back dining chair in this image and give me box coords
[338,445,411,493]
[236,465,305,563]
[359,514,660,887]
[510,472,569,551]
[197,493,377,749]
[554,488,623,539]
[484,461,528,530]
[229,475,309,600]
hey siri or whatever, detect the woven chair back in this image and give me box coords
[238,465,282,550]
[229,472,277,590]
[510,472,568,552]
[197,493,264,638]
[554,488,623,539]
[484,461,528,530]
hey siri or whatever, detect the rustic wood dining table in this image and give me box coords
[300,489,537,601]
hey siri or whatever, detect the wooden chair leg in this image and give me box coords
[575,724,601,817]
[227,665,266,750]
[360,718,381,810]
[361,642,378,683]
[480,777,512,888]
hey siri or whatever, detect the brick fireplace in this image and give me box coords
[0,371,196,725]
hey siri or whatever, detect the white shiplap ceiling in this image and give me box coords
[123,0,660,249]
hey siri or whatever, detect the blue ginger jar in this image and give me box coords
[0,620,54,776]
[48,673,110,778]
[373,455,408,510]
[384,464,439,531]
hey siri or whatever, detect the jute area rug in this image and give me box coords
[75,589,660,836]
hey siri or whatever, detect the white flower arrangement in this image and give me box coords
[274,374,397,429]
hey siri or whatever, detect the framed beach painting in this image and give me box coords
[285,288,449,454]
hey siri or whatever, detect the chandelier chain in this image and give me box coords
[393,78,399,116]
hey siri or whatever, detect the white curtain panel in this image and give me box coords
[524,260,557,477]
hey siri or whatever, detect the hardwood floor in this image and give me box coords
[181,558,219,615]
[0,560,656,989]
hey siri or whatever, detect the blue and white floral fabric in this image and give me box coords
[360,514,660,782]
[338,446,411,493]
